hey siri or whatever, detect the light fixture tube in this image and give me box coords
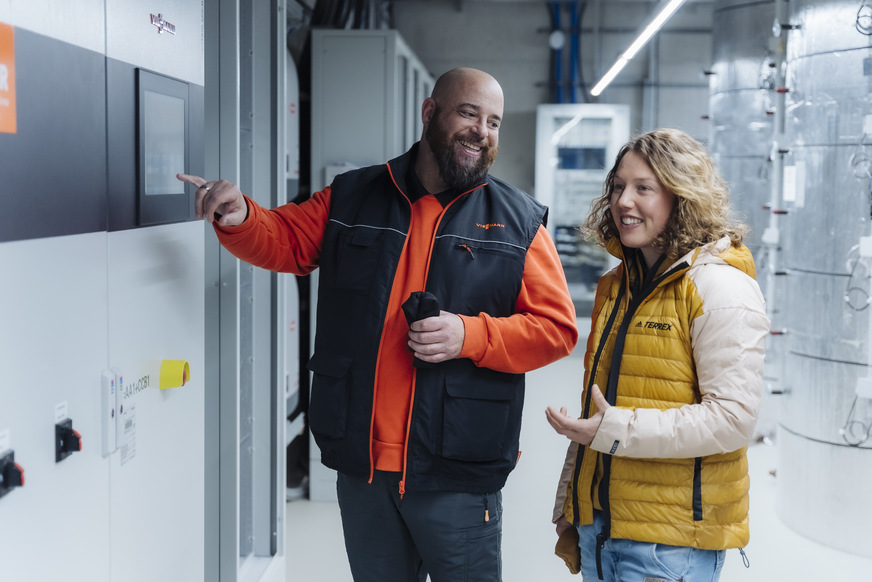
[590,0,687,96]
[590,58,629,97]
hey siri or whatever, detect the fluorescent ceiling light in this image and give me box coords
[590,58,630,97]
[590,0,687,97]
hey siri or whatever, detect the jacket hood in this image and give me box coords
[682,236,757,280]
[606,236,757,280]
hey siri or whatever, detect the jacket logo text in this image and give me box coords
[636,321,673,331]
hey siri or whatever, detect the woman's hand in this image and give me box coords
[555,516,572,537]
[545,384,610,445]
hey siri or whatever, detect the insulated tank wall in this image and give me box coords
[709,0,776,271]
[779,0,872,558]
[709,0,782,433]
[710,0,872,559]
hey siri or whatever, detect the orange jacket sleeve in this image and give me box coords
[458,225,579,374]
[212,188,331,275]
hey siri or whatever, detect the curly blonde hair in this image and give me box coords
[583,128,747,259]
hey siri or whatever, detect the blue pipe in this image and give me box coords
[570,1,579,103]
[552,2,563,103]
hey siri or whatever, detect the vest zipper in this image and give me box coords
[397,192,473,498]
[398,365,416,499]
[381,162,488,497]
[456,243,476,260]
[382,161,415,491]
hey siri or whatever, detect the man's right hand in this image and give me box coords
[177,173,249,227]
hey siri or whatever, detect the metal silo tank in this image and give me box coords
[709,0,776,290]
[778,0,872,558]
[709,0,783,433]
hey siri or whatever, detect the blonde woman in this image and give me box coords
[546,128,769,581]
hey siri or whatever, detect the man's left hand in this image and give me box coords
[408,311,465,363]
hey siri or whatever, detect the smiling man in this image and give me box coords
[178,67,578,582]
[418,68,501,193]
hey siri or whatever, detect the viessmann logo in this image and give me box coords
[151,13,176,35]
[476,222,505,230]
[636,320,673,331]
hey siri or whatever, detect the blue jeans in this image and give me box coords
[578,511,725,582]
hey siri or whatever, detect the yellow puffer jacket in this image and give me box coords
[553,236,769,551]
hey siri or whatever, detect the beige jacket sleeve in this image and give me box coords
[589,260,769,459]
[552,440,579,523]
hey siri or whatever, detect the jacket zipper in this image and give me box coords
[570,282,626,524]
[590,255,689,580]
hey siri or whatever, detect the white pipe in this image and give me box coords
[762,0,788,395]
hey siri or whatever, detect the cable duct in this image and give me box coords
[309,0,392,29]
[547,1,586,104]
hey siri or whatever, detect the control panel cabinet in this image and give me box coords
[310,29,433,191]
[535,104,630,315]
[0,2,206,581]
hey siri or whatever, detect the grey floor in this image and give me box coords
[286,323,872,581]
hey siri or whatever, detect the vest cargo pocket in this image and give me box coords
[442,375,520,462]
[307,352,354,440]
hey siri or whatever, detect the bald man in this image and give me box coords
[179,67,577,581]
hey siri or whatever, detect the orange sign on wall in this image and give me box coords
[0,23,17,134]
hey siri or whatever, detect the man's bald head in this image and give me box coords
[430,68,504,112]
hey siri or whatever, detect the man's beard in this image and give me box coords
[425,114,498,191]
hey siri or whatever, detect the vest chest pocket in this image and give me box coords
[307,352,353,440]
[452,241,525,268]
[441,374,521,462]
[444,240,525,309]
[335,228,384,294]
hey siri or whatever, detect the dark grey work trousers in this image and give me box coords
[336,470,503,582]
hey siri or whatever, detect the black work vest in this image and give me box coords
[307,146,548,493]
